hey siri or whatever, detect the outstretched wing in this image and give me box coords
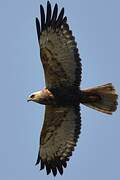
[36,105,81,176]
[36,1,82,88]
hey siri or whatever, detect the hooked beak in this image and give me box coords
[27,97,32,102]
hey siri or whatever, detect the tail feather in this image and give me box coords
[81,83,118,115]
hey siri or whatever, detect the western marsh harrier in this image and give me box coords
[27,1,118,176]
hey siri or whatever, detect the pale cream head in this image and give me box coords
[27,89,55,105]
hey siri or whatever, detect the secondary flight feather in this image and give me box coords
[27,1,118,176]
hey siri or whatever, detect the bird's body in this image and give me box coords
[27,1,118,176]
[28,87,101,106]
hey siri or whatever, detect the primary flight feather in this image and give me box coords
[27,1,118,176]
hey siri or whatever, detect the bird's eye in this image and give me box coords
[30,94,35,99]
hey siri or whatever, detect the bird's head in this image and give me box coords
[27,91,41,103]
[27,89,55,105]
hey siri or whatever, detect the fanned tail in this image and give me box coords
[81,83,118,115]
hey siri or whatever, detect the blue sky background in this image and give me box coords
[0,0,120,179]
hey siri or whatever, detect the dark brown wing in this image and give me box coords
[36,1,82,88]
[35,105,81,176]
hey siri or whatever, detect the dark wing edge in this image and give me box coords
[35,1,82,87]
[35,106,81,176]
[36,1,66,40]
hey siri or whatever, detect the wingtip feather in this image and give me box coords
[36,17,40,41]
[46,1,52,26]
[40,4,45,31]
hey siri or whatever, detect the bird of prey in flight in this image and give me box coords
[27,1,118,176]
